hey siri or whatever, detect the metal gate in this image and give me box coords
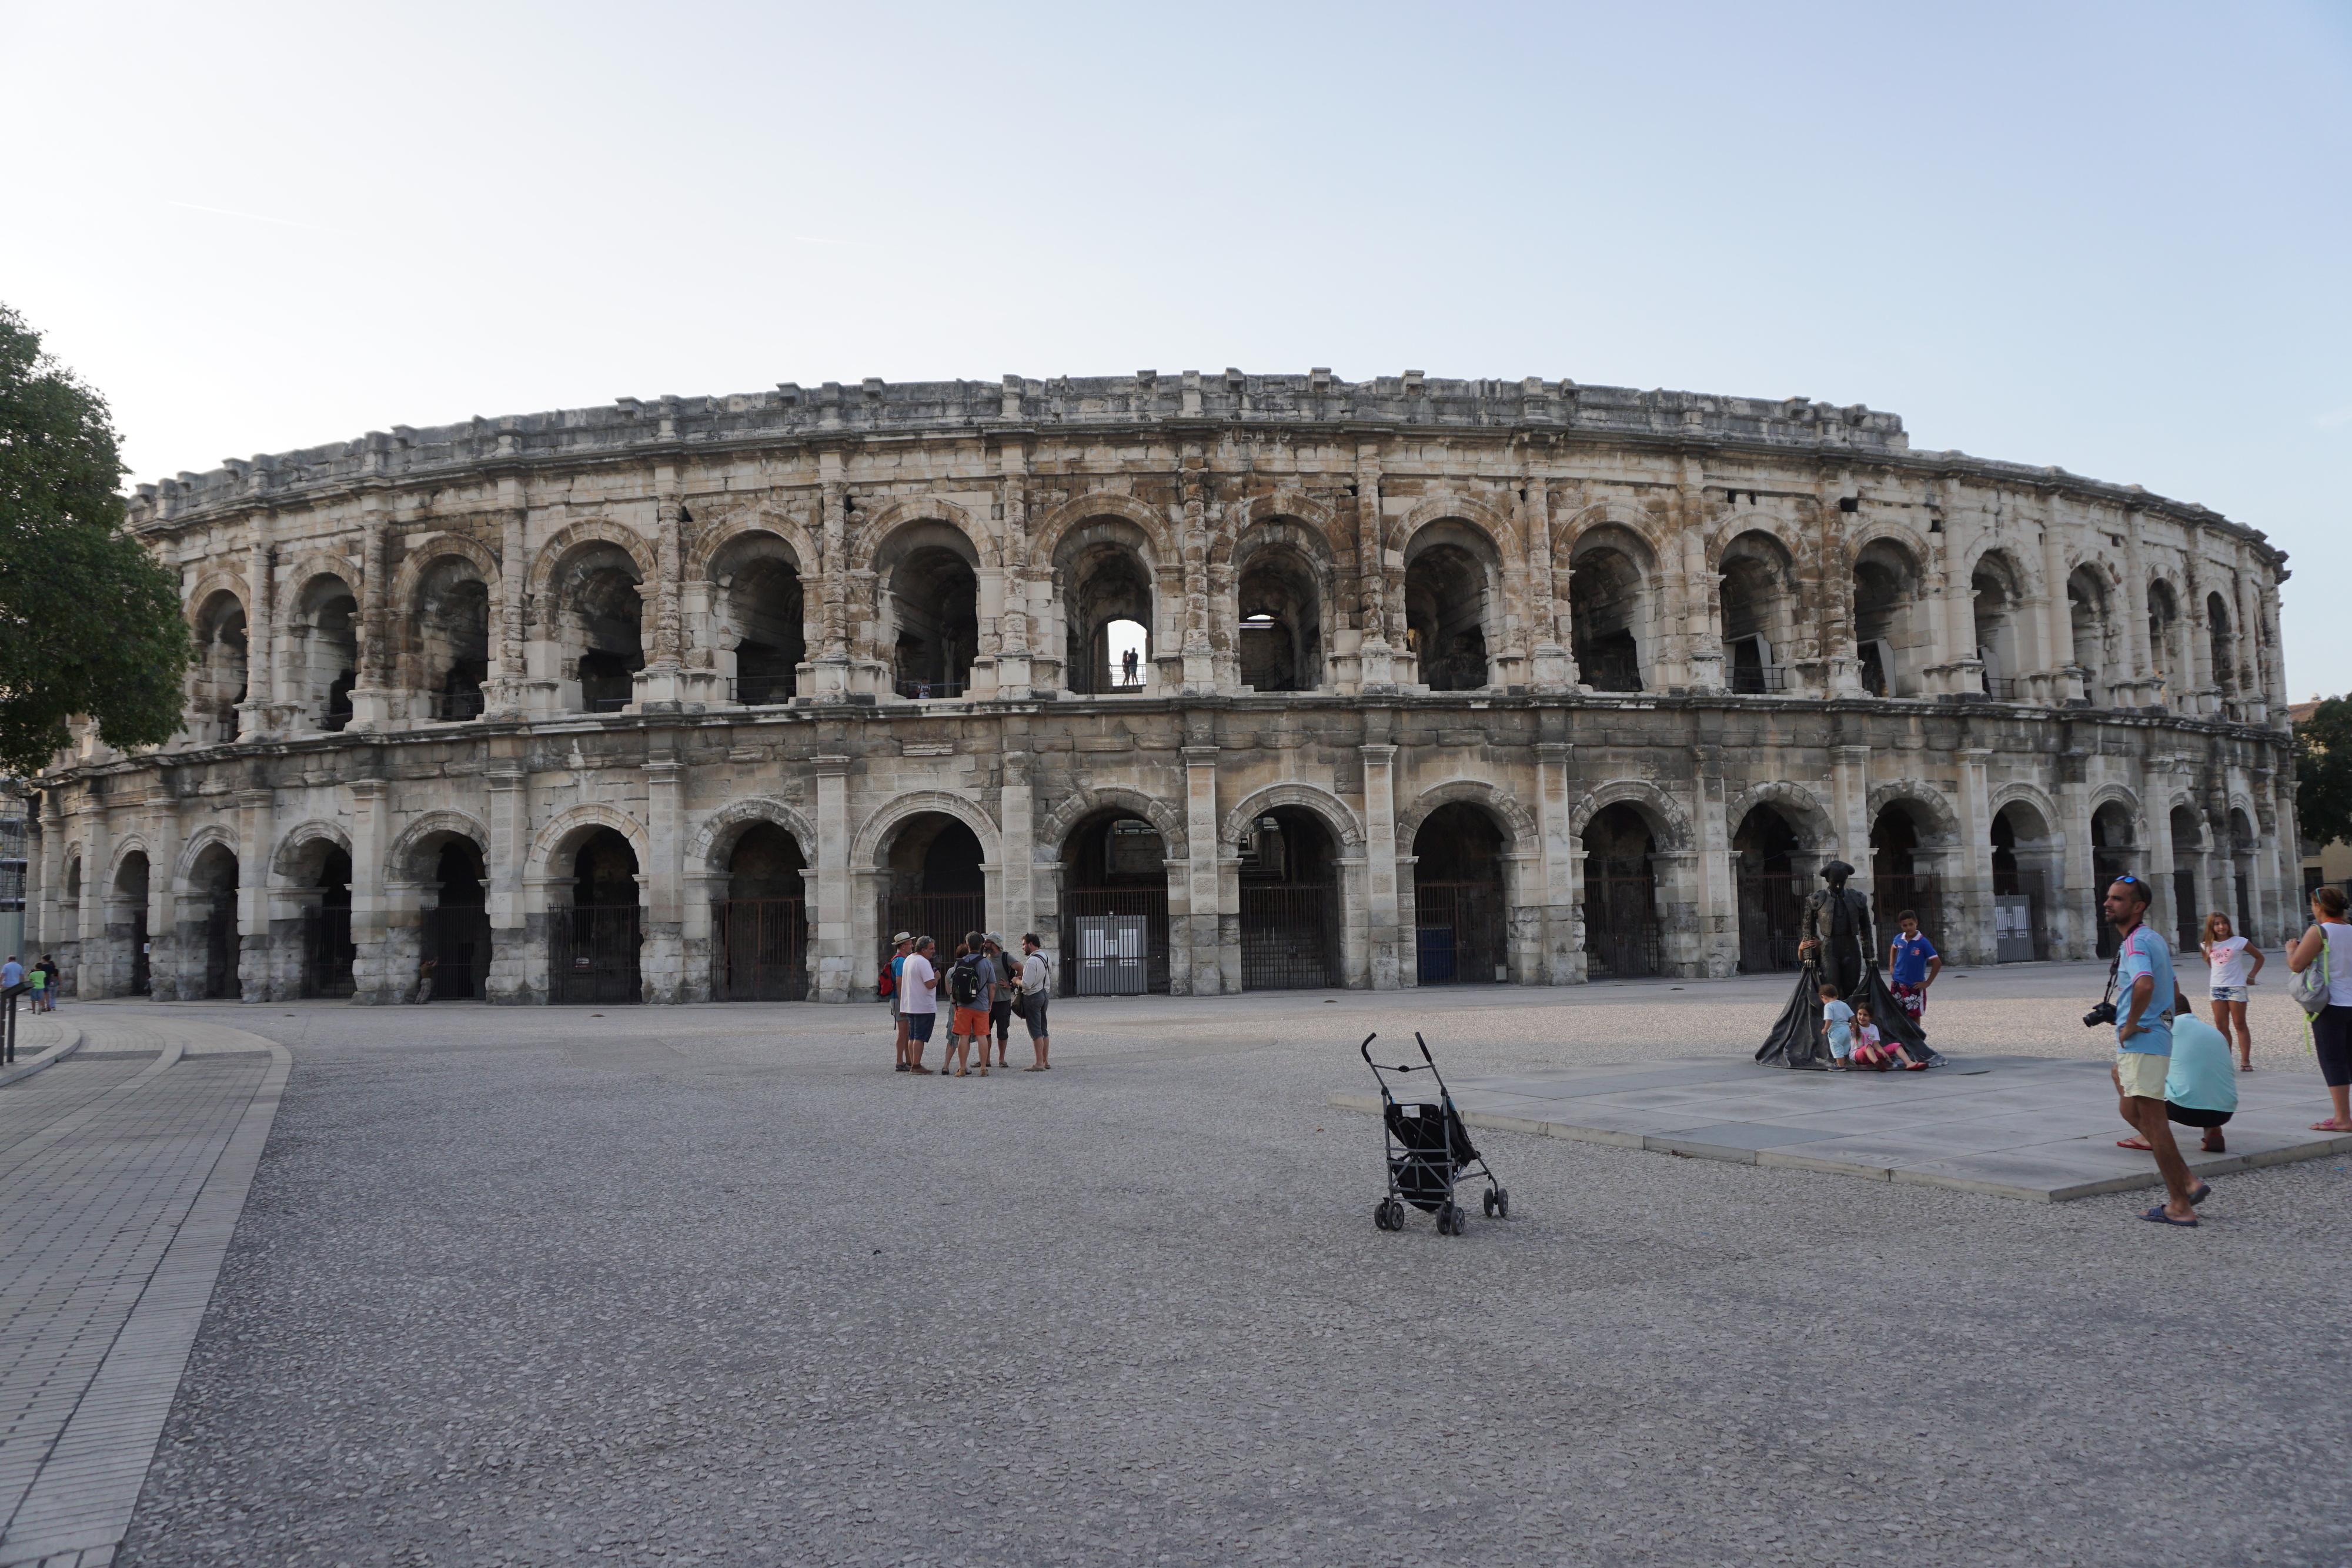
[129,911,150,995]
[1735,865,1806,974]
[425,904,492,999]
[1239,884,1338,991]
[1072,914,1148,995]
[714,898,808,1001]
[1583,860,1663,978]
[2173,870,2200,951]
[549,904,642,1005]
[879,894,988,970]
[1414,880,1507,985]
[202,894,239,999]
[1873,874,1944,951]
[1060,889,1169,994]
[301,902,357,998]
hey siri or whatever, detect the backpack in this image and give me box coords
[2291,927,2333,1020]
[877,964,895,999]
[949,954,984,1007]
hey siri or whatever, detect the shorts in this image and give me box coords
[2166,1102,2233,1129]
[1023,996,1048,1040]
[2114,1049,2171,1101]
[951,1006,990,1039]
[2314,1004,2352,1089]
[2210,986,2247,1004]
[991,1002,1013,1039]
[904,1011,937,1042]
[1891,981,1927,1021]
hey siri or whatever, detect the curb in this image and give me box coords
[0,1024,86,1089]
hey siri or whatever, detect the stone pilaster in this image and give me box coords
[1956,747,1994,965]
[1181,745,1226,994]
[236,781,274,1001]
[349,774,393,1003]
[642,750,684,1002]
[998,749,1034,947]
[485,753,529,1003]
[1534,742,1581,983]
[813,755,854,1001]
[1359,744,1402,989]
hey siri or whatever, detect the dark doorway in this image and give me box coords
[300,845,358,999]
[190,844,240,1000]
[116,851,152,996]
[716,823,808,1001]
[1870,805,1943,946]
[2169,805,2207,954]
[1582,804,1662,978]
[1061,813,1170,995]
[1404,543,1489,691]
[892,547,979,699]
[424,838,490,999]
[1238,806,1341,990]
[2090,804,2134,959]
[552,828,642,1004]
[879,815,987,969]
[729,556,804,706]
[1412,803,1508,985]
[1733,805,1804,974]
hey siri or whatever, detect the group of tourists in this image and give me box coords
[883,930,1051,1075]
[0,955,61,1013]
[1815,909,1942,1069]
[2106,877,2352,1228]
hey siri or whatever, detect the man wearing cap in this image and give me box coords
[887,932,914,1072]
[982,934,1014,1069]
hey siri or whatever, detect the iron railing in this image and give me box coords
[1413,880,1508,985]
[1736,866,1808,973]
[1238,882,1339,990]
[714,898,810,1001]
[1982,676,2019,700]
[431,688,486,721]
[585,695,632,713]
[894,678,967,701]
[728,674,797,706]
[549,904,643,1004]
[1872,874,1944,951]
[1730,664,1789,694]
[1060,888,1170,995]
[300,904,358,999]
[424,904,492,998]
[879,894,989,973]
[1583,860,1664,978]
[201,895,239,999]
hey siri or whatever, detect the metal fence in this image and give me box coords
[1873,874,1945,950]
[728,674,797,706]
[1070,914,1150,995]
[1060,888,1170,995]
[201,896,239,999]
[424,905,492,998]
[893,679,967,701]
[1736,866,1808,972]
[714,898,809,1001]
[300,904,357,999]
[880,894,988,972]
[1730,664,1790,694]
[430,689,486,721]
[549,904,643,1004]
[1239,883,1339,990]
[1413,880,1508,985]
[1583,860,1664,978]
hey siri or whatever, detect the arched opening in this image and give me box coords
[1719,531,1795,694]
[1992,803,2056,961]
[188,843,240,1000]
[1238,805,1341,990]
[2067,566,2113,705]
[1569,531,1646,693]
[1732,804,1805,974]
[1060,810,1169,995]
[714,823,809,1001]
[1412,803,1508,985]
[2090,802,2136,959]
[1235,545,1321,693]
[885,533,979,700]
[1853,539,1928,697]
[1869,803,1943,942]
[2147,580,2184,706]
[878,814,987,968]
[1060,533,1154,696]
[422,837,490,1000]
[2170,804,2207,953]
[413,558,490,721]
[552,828,642,1004]
[192,592,248,743]
[1404,533,1491,692]
[1970,553,2024,697]
[552,545,645,713]
[2229,808,2259,942]
[113,851,151,996]
[292,842,356,999]
[291,574,360,732]
[714,537,805,706]
[2206,591,2235,702]
[1581,804,1662,978]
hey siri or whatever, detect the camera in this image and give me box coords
[2082,1000,2117,1029]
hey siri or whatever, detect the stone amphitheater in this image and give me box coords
[24,370,2299,1007]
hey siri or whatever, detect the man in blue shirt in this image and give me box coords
[2106,875,2198,1226]
[0,957,21,991]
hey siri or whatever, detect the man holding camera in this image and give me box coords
[2102,875,2203,1227]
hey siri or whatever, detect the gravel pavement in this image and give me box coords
[101,961,2352,1567]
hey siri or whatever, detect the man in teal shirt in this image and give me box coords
[2107,877,2199,1226]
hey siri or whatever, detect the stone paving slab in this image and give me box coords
[1330,1052,2352,1201]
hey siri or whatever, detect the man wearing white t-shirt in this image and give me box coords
[899,937,941,1075]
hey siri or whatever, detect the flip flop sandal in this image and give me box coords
[2116,1139,2153,1150]
[2141,1206,2197,1227]
[2187,1183,2213,1206]
[1023,1065,1046,1072]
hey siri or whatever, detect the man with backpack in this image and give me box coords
[945,931,994,1076]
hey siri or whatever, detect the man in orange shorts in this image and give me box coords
[946,930,996,1076]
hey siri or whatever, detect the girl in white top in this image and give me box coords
[2199,911,2264,1072]
[2285,885,2352,1132]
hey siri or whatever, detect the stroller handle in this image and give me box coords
[1359,1032,1378,1065]
[1414,1031,1434,1064]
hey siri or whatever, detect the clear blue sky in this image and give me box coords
[5,1,2346,697]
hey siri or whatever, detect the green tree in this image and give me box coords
[2298,695,2352,850]
[0,303,192,778]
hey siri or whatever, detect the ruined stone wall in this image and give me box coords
[28,372,2299,1004]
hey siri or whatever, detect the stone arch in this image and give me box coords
[106,834,154,885]
[172,824,242,887]
[2089,783,2144,826]
[1398,493,1520,560]
[273,551,364,626]
[270,818,354,881]
[1211,491,1342,569]
[856,496,991,571]
[688,797,820,873]
[1037,787,1188,863]
[1219,783,1367,854]
[524,520,658,610]
[1555,497,1670,561]
[1701,511,1810,571]
[1395,778,1539,854]
[1844,520,1935,572]
[1865,782,1963,847]
[1029,491,1176,573]
[388,533,501,620]
[851,790,1001,868]
[1725,780,1839,854]
[387,810,493,882]
[1566,780,1695,852]
[528,803,652,882]
[686,506,821,579]
[1964,542,2040,602]
[1989,780,2065,837]
[183,568,249,627]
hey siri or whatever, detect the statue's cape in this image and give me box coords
[1754,954,1940,1069]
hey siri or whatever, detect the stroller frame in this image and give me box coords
[1361,1031,1509,1235]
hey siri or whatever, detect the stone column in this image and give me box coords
[2121,520,2154,706]
[236,782,275,1001]
[2059,756,2095,959]
[74,801,106,995]
[1525,483,1571,691]
[994,456,1034,697]
[36,792,67,990]
[1956,747,1994,965]
[1360,743,1402,989]
[147,800,181,1001]
[1690,742,1735,977]
[1355,443,1395,690]
[1181,745,1226,994]
[350,502,396,729]
[485,750,529,1004]
[642,749,684,1003]
[813,755,853,1001]
[2040,520,2079,701]
[349,773,392,1003]
[1681,526,1720,692]
[2144,776,2178,951]
[239,534,275,735]
[998,748,1034,950]
[1178,453,1215,692]
[1830,744,1872,904]
[1534,743,1581,983]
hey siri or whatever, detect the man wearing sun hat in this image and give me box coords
[888,931,914,1072]
[982,934,1015,1069]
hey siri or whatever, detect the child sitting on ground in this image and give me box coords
[1849,1002,1891,1071]
[1820,983,1854,1069]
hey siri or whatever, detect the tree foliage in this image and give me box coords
[0,303,192,779]
[2297,696,2352,851]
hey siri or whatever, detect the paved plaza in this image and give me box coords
[0,962,2346,1566]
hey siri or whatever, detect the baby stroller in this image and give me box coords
[1361,1032,1508,1235]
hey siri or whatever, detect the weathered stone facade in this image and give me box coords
[27,371,2300,1005]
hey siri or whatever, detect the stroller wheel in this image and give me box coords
[1435,1200,1459,1235]
[1495,1188,1510,1220]
[1481,1189,1496,1218]
[1373,1200,1393,1231]
[1381,1198,1405,1231]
